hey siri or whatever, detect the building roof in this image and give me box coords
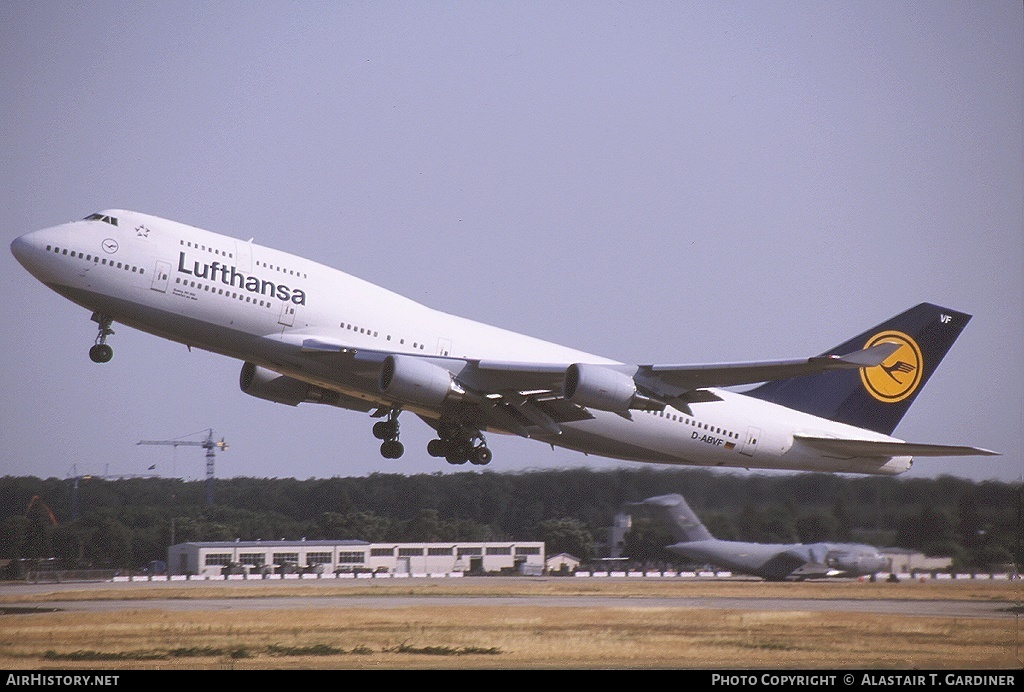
[172,540,369,549]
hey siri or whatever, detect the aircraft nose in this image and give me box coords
[10,232,36,267]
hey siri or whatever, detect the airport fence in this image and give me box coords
[26,569,118,583]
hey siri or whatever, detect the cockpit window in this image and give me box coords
[84,213,118,226]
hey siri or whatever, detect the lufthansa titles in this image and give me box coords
[178,251,306,305]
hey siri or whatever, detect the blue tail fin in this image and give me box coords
[747,303,971,435]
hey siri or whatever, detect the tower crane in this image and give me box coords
[137,429,228,506]
[67,464,157,521]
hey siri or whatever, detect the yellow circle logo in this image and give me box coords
[860,331,923,403]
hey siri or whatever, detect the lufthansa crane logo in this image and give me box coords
[860,330,923,403]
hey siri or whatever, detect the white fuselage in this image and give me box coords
[11,210,911,474]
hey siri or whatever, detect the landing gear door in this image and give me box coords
[150,260,171,293]
[740,426,761,457]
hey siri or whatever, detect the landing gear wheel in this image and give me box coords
[89,312,115,363]
[89,343,113,363]
[374,408,404,459]
[446,447,469,465]
[470,446,493,466]
[372,420,398,440]
[435,419,493,466]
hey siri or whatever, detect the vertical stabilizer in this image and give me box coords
[628,494,714,543]
[747,303,971,435]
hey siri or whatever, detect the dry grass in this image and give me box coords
[0,578,1020,669]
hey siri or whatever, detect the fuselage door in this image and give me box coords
[234,239,253,273]
[279,302,297,327]
[437,337,453,357]
[740,426,761,457]
[150,260,171,293]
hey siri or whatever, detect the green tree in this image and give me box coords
[94,517,132,569]
[315,511,392,542]
[533,518,594,561]
[795,511,838,543]
[0,516,28,560]
[622,517,674,564]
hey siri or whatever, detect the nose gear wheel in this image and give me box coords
[89,313,115,363]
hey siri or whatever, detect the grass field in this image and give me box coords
[0,578,1020,669]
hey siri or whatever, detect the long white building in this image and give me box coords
[168,539,545,577]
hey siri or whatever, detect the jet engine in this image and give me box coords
[825,548,887,575]
[562,363,641,413]
[239,362,348,408]
[378,354,467,408]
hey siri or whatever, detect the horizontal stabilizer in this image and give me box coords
[793,434,999,458]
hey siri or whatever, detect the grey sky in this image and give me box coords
[2,2,1021,484]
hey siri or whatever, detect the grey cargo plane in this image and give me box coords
[628,494,889,580]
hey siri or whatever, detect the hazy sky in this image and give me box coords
[2,2,1021,485]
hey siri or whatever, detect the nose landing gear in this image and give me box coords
[88,313,115,363]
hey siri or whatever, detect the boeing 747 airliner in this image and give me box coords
[11,210,997,473]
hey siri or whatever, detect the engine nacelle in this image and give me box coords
[825,549,887,575]
[379,354,466,408]
[239,362,342,407]
[562,363,639,413]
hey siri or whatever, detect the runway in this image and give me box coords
[0,576,1017,620]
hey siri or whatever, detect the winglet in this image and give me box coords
[825,341,901,368]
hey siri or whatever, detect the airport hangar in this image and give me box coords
[168,539,546,577]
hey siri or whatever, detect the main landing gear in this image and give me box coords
[371,410,493,466]
[372,408,404,459]
[427,420,492,466]
[88,313,115,363]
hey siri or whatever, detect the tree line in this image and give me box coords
[1,468,1018,573]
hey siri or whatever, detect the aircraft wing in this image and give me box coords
[294,337,900,437]
[793,434,999,458]
[637,342,900,391]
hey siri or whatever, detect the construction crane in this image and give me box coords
[67,464,157,521]
[25,495,58,525]
[137,429,228,506]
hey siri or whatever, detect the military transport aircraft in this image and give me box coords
[627,494,889,580]
[11,210,997,471]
